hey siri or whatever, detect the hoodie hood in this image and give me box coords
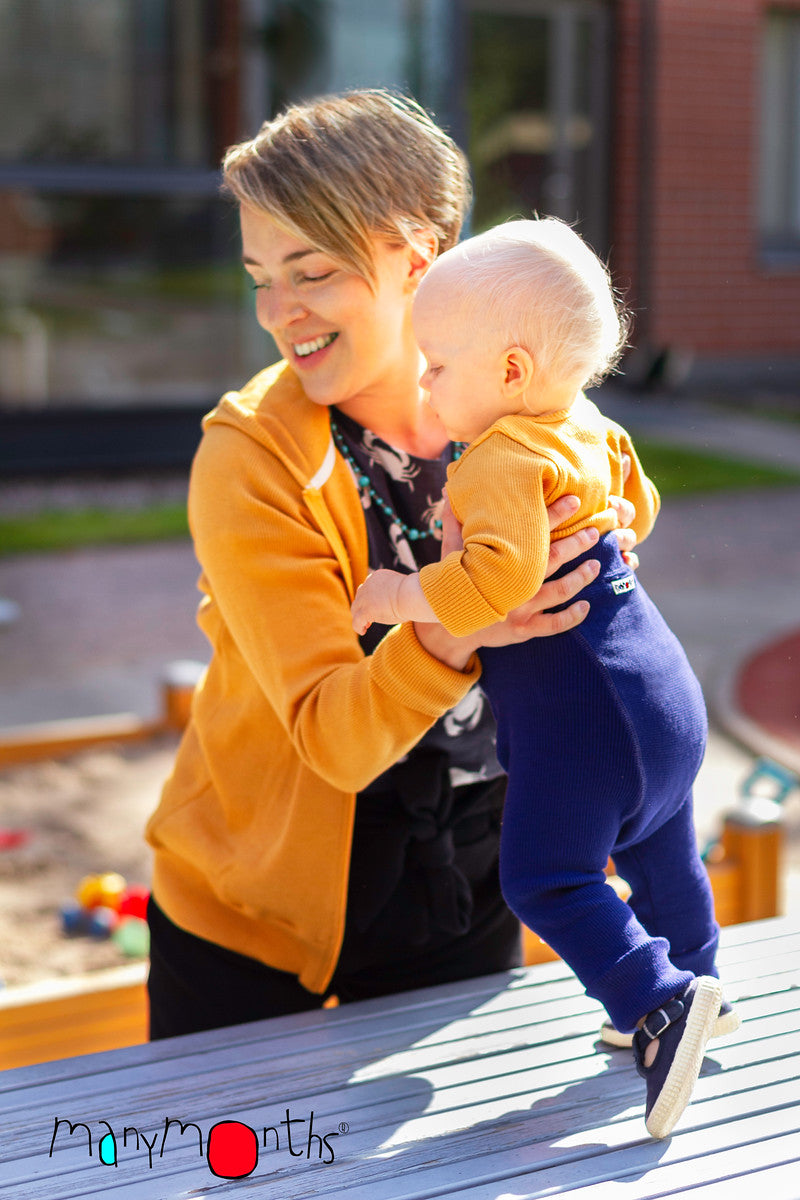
[203,359,335,493]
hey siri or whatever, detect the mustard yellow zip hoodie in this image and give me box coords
[145,361,481,993]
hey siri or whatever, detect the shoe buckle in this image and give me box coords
[642,998,684,1040]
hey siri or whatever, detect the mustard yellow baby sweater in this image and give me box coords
[418,394,660,638]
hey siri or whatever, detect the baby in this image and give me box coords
[350,218,738,1139]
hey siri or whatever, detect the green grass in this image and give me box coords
[0,503,189,557]
[1,440,799,557]
[634,438,800,495]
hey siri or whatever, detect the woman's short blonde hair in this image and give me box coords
[434,218,630,389]
[222,89,471,285]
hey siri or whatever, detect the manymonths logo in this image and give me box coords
[48,1109,349,1180]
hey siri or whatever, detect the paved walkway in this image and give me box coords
[600,389,800,472]
[1,389,799,904]
[599,389,800,776]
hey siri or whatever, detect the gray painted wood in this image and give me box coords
[1,916,798,1198]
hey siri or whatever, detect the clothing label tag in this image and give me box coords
[612,576,636,595]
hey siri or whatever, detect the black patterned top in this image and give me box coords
[330,407,502,792]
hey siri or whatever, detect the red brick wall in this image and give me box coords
[609,0,644,335]
[611,0,800,364]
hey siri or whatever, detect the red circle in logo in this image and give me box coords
[206,1121,259,1179]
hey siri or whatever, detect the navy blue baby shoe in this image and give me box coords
[601,993,739,1048]
[633,975,723,1139]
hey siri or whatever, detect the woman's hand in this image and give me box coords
[610,454,639,570]
[609,495,639,570]
[414,494,600,666]
[472,523,600,648]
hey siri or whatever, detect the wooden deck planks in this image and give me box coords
[1,917,798,1199]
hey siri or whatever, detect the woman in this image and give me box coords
[145,89,636,1039]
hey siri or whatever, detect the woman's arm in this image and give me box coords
[352,496,604,667]
[190,427,626,788]
[189,423,484,794]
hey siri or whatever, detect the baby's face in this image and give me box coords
[412,277,511,444]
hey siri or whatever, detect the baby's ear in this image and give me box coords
[502,346,534,396]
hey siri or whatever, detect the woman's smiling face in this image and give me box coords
[240,205,423,413]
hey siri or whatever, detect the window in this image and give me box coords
[759,11,800,257]
[0,0,419,413]
[0,0,613,425]
[0,0,232,168]
[461,0,611,255]
[0,0,242,412]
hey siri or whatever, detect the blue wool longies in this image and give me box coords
[480,534,719,1034]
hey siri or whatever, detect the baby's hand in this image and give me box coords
[351,569,405,635]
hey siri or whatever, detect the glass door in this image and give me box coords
[461,0,611,255]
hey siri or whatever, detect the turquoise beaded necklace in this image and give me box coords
[329,412,465,542]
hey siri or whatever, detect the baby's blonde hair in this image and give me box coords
[222,89,471,286]
[431,218,629,389]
